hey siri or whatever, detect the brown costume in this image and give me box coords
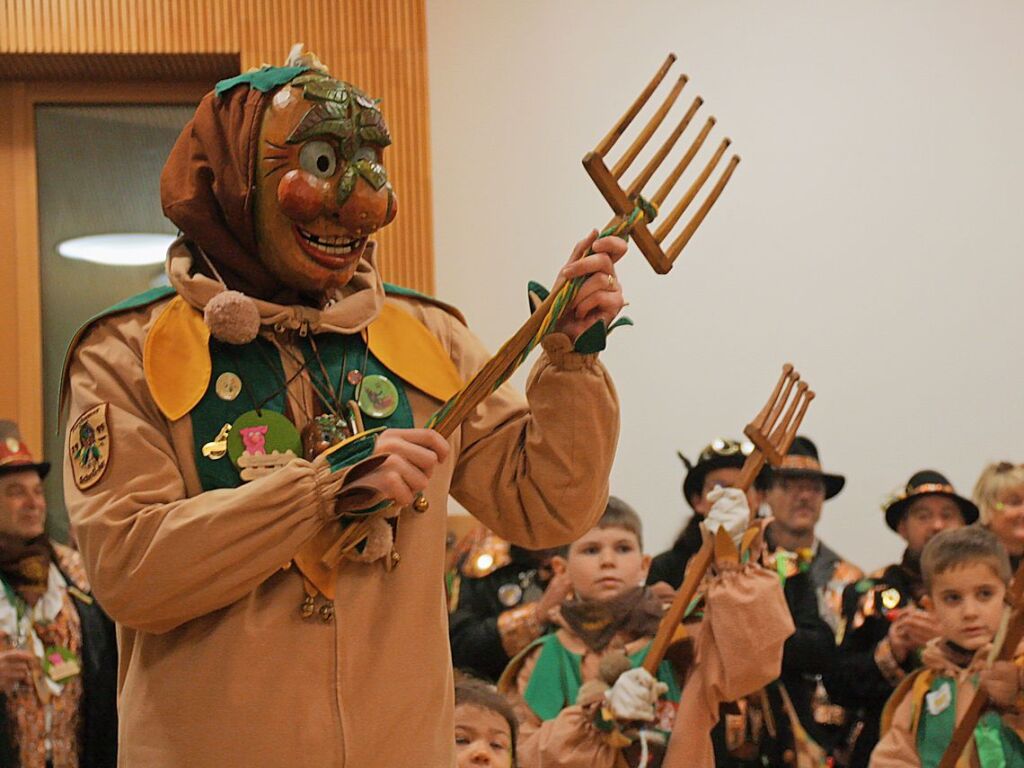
[870,640,1024,767]
[63,76,619,767]
[505,565,793,768]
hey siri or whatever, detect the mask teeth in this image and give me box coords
[298,229,364,253]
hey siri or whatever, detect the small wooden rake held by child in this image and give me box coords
[643,364,814,676]
[328,54,741,563]
[938,560,1024,768]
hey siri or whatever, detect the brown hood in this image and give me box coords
[161,86,282,298]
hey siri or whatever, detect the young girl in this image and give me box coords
[455,674,519,768]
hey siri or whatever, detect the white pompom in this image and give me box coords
[203,290,261,345]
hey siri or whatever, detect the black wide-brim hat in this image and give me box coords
[680,438,755,509]
[769,435,845,500]
[883,469,979,531]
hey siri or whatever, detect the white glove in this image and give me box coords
[603,667,669,721]
[705,486,750,548]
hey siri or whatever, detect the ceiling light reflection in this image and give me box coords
[58,233,174,266]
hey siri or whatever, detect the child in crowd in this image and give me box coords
[500,494,793,768]
[455,674,519,768]
[871,526,1024,766]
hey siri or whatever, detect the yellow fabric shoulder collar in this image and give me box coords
[144,296,462,422]
[368,302,462,403]
[144,296,212,422]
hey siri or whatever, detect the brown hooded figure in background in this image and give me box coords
[62,48,627,767]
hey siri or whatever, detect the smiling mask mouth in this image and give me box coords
[292,226,367,266]
[296,227,365,253]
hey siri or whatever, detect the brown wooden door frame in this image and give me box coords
[0,79,212,452]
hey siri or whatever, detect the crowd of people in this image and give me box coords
[448,437,1024,767]
[4,417,1022,766]
[3,48,1021,768]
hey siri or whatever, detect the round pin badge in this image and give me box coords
[215,372,243,401]
[226,410,302,468]
[497,583,523,607]
[357,374,399,419]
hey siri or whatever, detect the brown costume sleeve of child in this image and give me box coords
[662,563,795,768]
[509,646,624,768]
[868,687,922,768]
[62,307,385,635]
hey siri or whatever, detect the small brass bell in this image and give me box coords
[300,595,316,619]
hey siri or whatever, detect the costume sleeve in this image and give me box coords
[63,316,381,635]
[826,585,905,707]
[867,689,920,768]
[446,318,619,549]
[448,577,511,681]
[781,572,836,676]
[663,563,795,768]
[510,647,621,768]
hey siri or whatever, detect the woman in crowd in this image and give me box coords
[974,461,1024,569]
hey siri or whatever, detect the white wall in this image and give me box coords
[426,1,1024,573]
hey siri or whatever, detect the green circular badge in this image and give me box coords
[357,374,399,419]
[227,410,302,468]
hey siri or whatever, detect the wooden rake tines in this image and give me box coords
[735,364,814,491]
[582,53,741,275]
[642,364,814,677]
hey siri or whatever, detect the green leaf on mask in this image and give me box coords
[303,79,352,104]
[358,125,392,148]
[354,159,388,191]
[336,167,358,205]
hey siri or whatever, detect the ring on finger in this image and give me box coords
[607,274,616,290]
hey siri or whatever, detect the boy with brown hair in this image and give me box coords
[500,493,793,768]
[871,526,1024,766]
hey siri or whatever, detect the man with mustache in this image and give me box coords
[763,436,862,628]
[761,436,862,760]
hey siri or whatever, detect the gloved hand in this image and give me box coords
[705,486,750,548]
[603,667,669,721]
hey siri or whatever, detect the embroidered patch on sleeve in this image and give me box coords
[68,403,110,490]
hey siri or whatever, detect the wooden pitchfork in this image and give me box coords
[643,364,814,675]
[325,54,741,562]
[583,52,741,274]
[938,559,1024,768]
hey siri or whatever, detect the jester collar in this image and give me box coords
[167,238,385,335]
[144,242,461,422]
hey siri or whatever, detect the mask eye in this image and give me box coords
[299,140,338,178]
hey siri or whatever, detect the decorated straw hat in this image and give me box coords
[769,435,845,500]
[0,421,50,479]
[679,438,755,509]
[883,469,979,531]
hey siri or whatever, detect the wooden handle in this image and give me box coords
[642,448,763,675]
[937,563,1024,767]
